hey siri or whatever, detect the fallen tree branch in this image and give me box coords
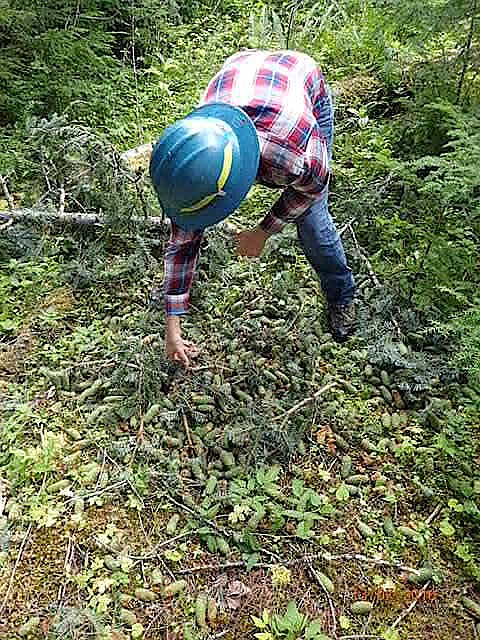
[120,143,154,171]
[2,207,165,228]
[59,185,66,215]
[1,207,240,235]
[425,503,442,525]
[174,551,421,576]
[0,175,14,211]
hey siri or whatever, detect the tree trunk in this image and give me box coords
[457,0,477,103]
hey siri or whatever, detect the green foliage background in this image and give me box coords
[0,1,480,636]
[2,0,478,382]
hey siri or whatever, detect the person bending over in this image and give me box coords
[149,49,356,367]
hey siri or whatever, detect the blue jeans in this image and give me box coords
[296,91,355,306]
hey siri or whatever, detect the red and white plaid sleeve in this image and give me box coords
[163,222,203,316]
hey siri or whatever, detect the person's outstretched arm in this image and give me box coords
[236,176,330,257]
[163,222,203,368]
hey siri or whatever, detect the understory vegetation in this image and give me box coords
[0,1,479,639]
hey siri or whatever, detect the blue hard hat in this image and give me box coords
[149,103,260,231]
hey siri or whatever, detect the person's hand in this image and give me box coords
[166,331,199,368]
[165,317,199,368]
[235,225,270,257]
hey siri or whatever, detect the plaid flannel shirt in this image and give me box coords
[164,49,331,315]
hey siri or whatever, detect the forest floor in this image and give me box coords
[1,210,479,640]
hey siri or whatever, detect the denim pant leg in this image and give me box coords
[297,191,355,305]
[296,88,355,306]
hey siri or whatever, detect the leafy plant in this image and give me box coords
[248,5,286,48]
[252,602,330,640]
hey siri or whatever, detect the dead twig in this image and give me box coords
[347,223,380,287]
[473,621,480,640]
[274,382,338,422]
[425,503,442,525]
[64,480,128,505]
[338,636,384,640]
[142,607,168,637]
[137,511,152,548]
[175,561,245,574]
[174,551,421,576]
[41,164,53,195]
[390,580,431,630]
[128,532,192,564]
[285,299,305,333]
[307,559,337,639]
[347,222,402,336]
[337,217,357,237]
[0,523,33,616]
[189,365,212,372]
[183,412,194,450]
[324,551,420,575]
[95,449,108,492]
[57,534,74,608]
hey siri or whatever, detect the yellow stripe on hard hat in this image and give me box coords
[217,140,233,191]
[180,141,233,214]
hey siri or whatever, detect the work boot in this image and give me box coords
[327,302,356,343]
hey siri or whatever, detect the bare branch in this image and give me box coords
[3,207,240,236]
[457,0,477,102]
[274,382,338,422]
[59,185,66,215]
[390,581,432,630]
[174,551,422,576]
[307,559,337,638]
[0,523,33,616]
[121,143,154,172]
[0,176,14,211]
[425,503,442,525]
[347,223,380,287]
